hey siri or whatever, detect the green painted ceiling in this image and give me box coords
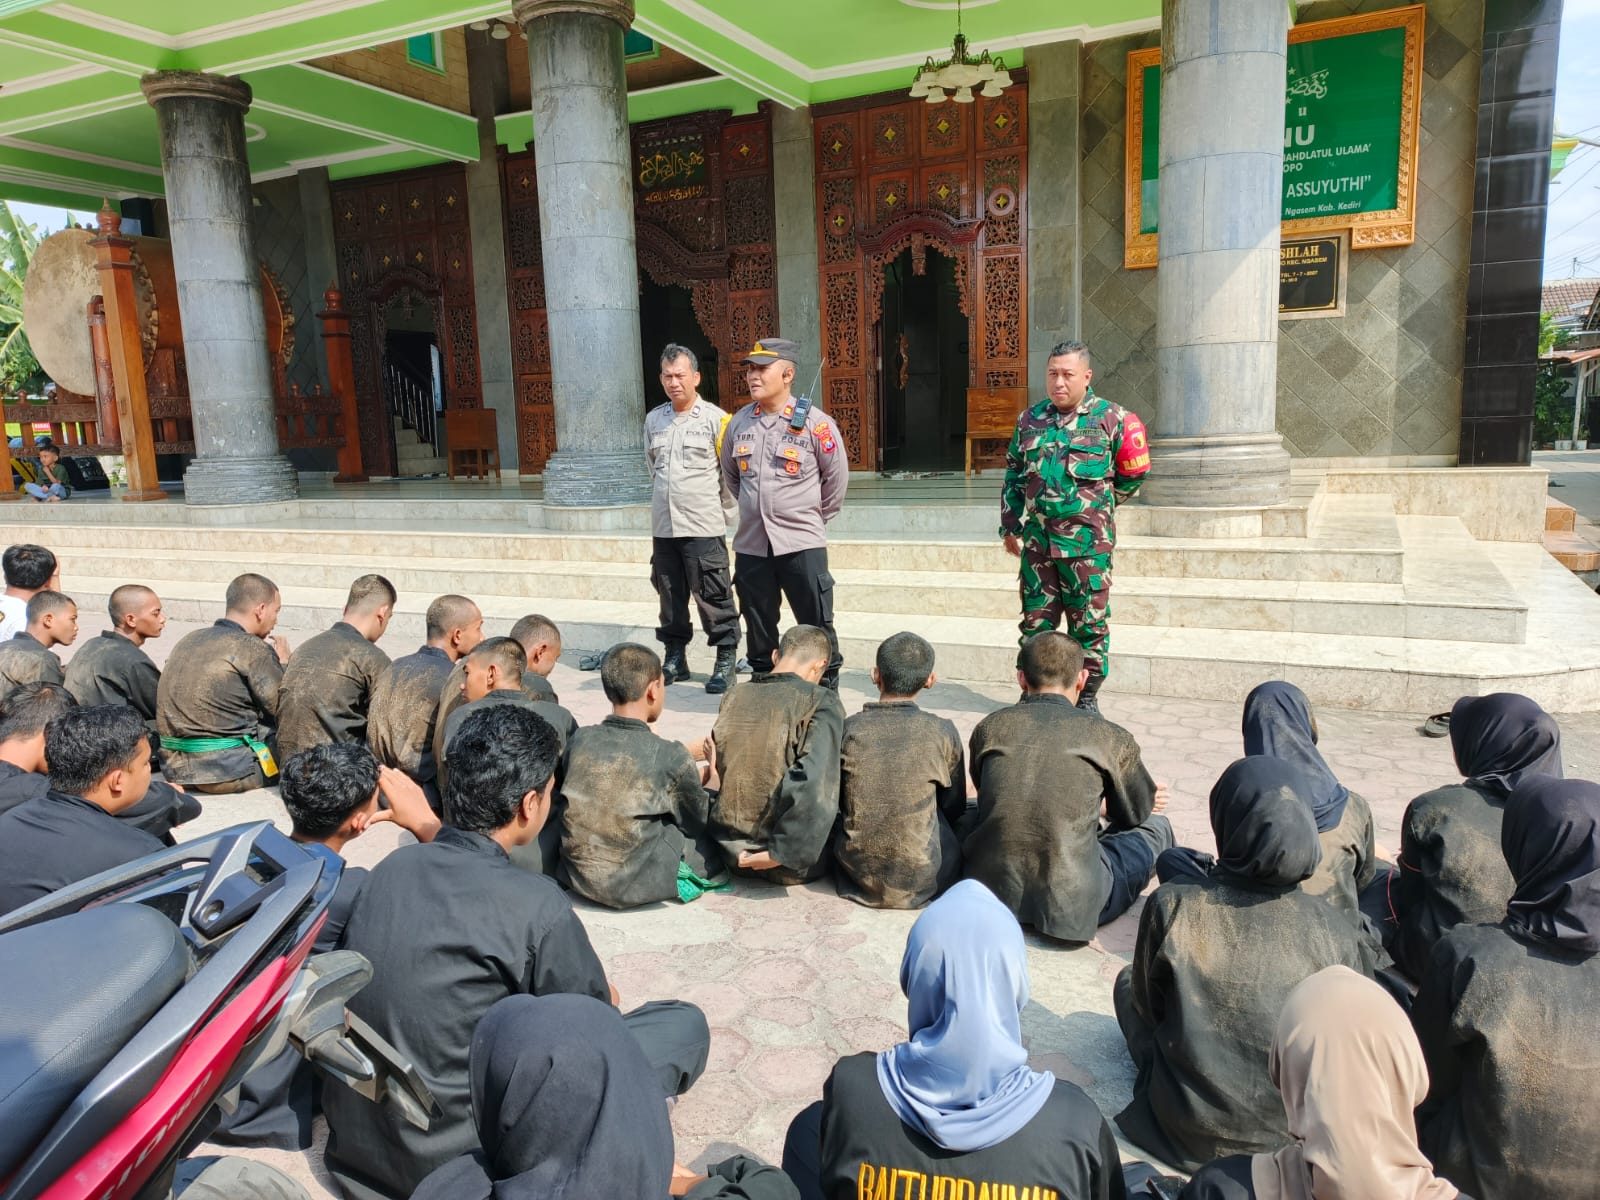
[0,0,1159,205]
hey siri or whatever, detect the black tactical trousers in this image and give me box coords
[733,546,842,680]
[652,536,739,648]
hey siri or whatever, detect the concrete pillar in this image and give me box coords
[511,0,649,505]
[1142,0,1291,507]
[141,71,298,505]
[465,27,519,474]
[1027,41,1082,387]
[298,165,338,389]
[771,104,822,386]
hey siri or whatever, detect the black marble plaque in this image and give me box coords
[1279,234,1345,318]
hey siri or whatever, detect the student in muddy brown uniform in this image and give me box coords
[156,573,291,794]
[833,632,966,909]
[1114,757,1385,1173]
[1157,681,1376,919]
[0,589,77,698]
[438,636,576,875]
[432,613,563,784]
[961,631,1171,943]
[1413,775,1600,1200]
[1383,692,1562,981]
[275,574,397,761]
[710,624,843,885]
[559,643,721,909]
[366,594,483,807]
[63,585,166,727]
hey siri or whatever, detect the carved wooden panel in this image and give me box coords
[331,162,479,476]
[501,106,779,469]
[814,83,1029,468]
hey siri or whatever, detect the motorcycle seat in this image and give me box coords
[0,904,192,1181]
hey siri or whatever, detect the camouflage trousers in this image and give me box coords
[1018,542,1113,678]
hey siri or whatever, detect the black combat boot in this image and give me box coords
[1076,672,1104,715]
[706,645,738,694]
[662,643,691,685]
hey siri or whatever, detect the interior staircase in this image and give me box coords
[11,470,1600,713]
[390,417,446,478]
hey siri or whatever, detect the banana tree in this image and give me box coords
[0,202,43,394]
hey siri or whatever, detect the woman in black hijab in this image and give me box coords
[1114,757,1384,1172]
[1412,776,1600,1200]
[1386,693,1562,980]
[410,994,796,1200]
[1156,683,1377,917]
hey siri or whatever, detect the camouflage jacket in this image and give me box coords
[998,390,1150,558]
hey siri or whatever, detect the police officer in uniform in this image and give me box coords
[644,344,740,695]
[721,338,849,688]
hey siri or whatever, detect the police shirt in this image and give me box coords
[645,397,733,539]
[720,400,849,556]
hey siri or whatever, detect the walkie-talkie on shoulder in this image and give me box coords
[789,357,826,431]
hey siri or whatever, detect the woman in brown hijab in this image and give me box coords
[1180,965,1463,1200]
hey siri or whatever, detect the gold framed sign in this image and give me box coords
[1124,4,1425,269]
[1280,231,1348,319]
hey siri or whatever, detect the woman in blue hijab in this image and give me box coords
[1152,682,1377,917]
[782,880,1125,1200]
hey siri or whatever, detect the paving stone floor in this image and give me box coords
[57,612,1600,1195]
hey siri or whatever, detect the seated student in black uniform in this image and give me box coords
[559,642,722,909]
[1381,692,1562,980]
[1180,966,1460,1200]
[323,704,710,1200]
[1413,775,1600,1200]
[0,681,198,843]
[0,704,161,915]
[1160,682,1376,918]
[0,588,77,698]
[782,879,1125,1200]
[413,993,798,1200]
[63,583,166,726]
[962,631,1171,943]
[711,624,844,885]
[432,613,564,779]
[436,636,578,790]
[834,631,966,909]
[1115,757,1384,1173]
[212,742,440,1151]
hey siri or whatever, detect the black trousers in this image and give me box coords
[652,536,739,649]
[733,546,842,679]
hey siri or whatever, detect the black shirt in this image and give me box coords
[0,760,196,843]
[366,645,454,782]
[819,1053,1126,1200]
[156,619,283,785]
[0,631,62,699]
[275,621,392,761]
[0,789,165,915]
[63,630,161,722]
[323,826,609,1200]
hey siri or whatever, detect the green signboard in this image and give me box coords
[1124,5,1423,268]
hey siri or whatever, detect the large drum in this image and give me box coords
[22,228,291,398]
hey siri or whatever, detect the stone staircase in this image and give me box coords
[390,417,446,478]
[12,470,1600,712]
[1543,495,1600,586]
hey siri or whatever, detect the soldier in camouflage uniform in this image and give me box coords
[999,341,1150,713]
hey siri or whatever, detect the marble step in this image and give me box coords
[2,520,1402,584]
[53,546,1519,643]
[55,568,1586,715]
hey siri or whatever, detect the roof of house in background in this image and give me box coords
[1544,278,1600,325]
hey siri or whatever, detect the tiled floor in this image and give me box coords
[75,610,1600,1195]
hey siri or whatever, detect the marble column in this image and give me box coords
[512,0,650,506]
[771,104,822,387]
[140,71,298,506]
[1026,40,1083,387]
[1142,0,1291,508]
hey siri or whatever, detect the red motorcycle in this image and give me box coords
[0,821,434,1200]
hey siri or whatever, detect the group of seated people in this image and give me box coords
[0,544,1592,1200]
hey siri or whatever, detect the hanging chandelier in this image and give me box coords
[907,0,1013,105]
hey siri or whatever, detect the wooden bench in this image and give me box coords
[964,386,1029,476]
[445,408,499,480]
